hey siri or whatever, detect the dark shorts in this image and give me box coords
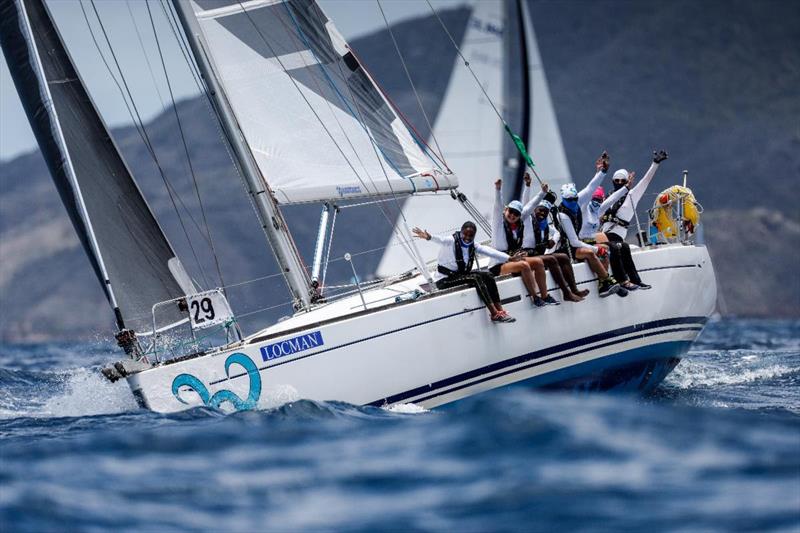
[489,264,503,276]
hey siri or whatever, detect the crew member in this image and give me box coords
[520,175,588,302]
[599,150,669,290]
[492,179,555,306]
[555,183,622,298]
[413,222,518,323]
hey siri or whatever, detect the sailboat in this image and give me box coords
[1,0,717,414]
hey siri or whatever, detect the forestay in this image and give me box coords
[0,0,192,334]
[189,0,456,204]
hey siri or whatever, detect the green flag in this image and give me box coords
[505,125,534,168]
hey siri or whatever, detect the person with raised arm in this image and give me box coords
[599,150,669,290]
[492,179,556,306]
[520,174,587,302]
[554,183,622,298]
[578,173,637,291]
[413,222,517,323]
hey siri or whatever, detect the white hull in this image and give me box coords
[126,245,717,413]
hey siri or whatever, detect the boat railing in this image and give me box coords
[146,289,242,363]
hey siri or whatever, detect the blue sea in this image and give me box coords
[1,319,798,532]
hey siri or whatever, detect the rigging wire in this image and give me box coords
[275,2,432,276]
[270,10,377,194]
[144,0,226,289]
[233,2,383,199]
[81,0,211,287]
[374,0,447,168]
[424,0,546,188]
[158,0,275,279]
[233,0,428,276]
[124,0,167,110]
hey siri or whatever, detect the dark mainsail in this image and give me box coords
[0,0,190,334]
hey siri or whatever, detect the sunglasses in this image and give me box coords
[506,209,521,218]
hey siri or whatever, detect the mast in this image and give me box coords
[171,0,312,309]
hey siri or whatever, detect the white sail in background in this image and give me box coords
[377,0,506,276]
[520,0,570,190]
[377,0,572,276]
[189,0,455,205]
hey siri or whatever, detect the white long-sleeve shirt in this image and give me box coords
[601,162,661,239]
[490,187,539,264]
[579,185,628,239]
[578,170,606,208]
[429,233,509,281]
[519,183,556,251]
[557,211,598,253]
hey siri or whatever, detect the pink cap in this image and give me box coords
[592,186,605,201]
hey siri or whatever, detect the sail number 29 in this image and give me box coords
[190,297,215,324]
[186,290,234,330]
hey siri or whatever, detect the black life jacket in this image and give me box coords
[532,218,549,255]
[502,220,524,254]
[556,203,582,236]
[601,191,631,228]
[437,232,476,277]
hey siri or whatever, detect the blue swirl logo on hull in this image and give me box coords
[171,352,262,411]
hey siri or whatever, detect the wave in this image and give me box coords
[668,361,797,388]
[0,366,138,420]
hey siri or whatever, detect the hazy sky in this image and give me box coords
[0,0,464,161]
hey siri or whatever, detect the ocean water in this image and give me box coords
[0,319,798,532]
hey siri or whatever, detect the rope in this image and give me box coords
[375,0,448,168]
[277,0,440,285]
[424,0,548,189]
[82,0,211,287]
[145,0,226,290]
[124,0,166,109]
[234,1,383,200]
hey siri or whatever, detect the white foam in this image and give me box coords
[383,402,428,414]
[41,367,138,418]
[257,384,300,411]
[669,362,794,388]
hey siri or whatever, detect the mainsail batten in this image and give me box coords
[187,0,455,205]
[0,0,189,333]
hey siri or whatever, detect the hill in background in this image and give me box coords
[1,1,798,341]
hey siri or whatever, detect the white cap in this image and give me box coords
[612,169,629,181]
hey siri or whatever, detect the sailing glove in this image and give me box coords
[653,150,669,163]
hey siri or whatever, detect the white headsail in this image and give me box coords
[188,0,456,205]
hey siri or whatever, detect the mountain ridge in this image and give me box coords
[1,2,798,341]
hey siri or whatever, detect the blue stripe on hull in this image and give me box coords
[530,340,691,393]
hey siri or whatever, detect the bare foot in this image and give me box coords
[574,288,590,298]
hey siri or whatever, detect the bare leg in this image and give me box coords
[539,255,582,301]
[499,261,539,302]
[574,248,609,279]
[524,256,549,299]
[555,253,589,297]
